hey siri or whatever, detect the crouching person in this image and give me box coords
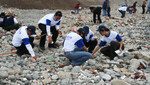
[12,26,37,62]
[62,28,91,66]
[92,25,124,60]
[82,26,98,53]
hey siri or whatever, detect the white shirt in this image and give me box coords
[85,29,94,42]
[12,26,35,57]
[63,32,83,52]
[38,14,62,36]
[101,31,119,44]
[118,7,127,11]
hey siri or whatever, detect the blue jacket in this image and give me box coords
[103,0,107,9]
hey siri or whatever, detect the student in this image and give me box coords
[74,3,80,14]
[2,12,21,31]
[12,26,37,62]
[118,5,127,18]
[132,1,137,13]
[82,26,98,53]
[102,0,107,16]
[63,28,91,66]
[92,7,102,23]
[38,11,62,50]
[146,0,150,14]
[92,25,124,60]
[142,0,147,14]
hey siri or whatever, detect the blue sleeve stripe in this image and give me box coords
[62,40,65,44]
[56,21,61,25]
[46,19,51,26]
[22,38,30,45]
[99,41,106,47]
[75,39,85,48]
[116,34,122,42]
[89,34,93,39]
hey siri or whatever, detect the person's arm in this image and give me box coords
[75,39,88,52]
[92,40,106,56]
[46,19,53,43]
[83,46,88,52]
[92,46,100,56]
[22,38,35,57]
[119,40,123,51]
[116,34,123,51]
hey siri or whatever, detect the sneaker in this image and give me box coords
[48,44,58,48]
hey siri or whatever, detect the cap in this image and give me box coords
[78,28,85,34]
[27,25,36,35]
[96,25,107,31]
[83,26,89,34]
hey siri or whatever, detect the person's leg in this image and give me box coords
[39,24,47,48]
[77,9,79,14]
[103,9,107,16]
[48,26,58,48]
[109,41,124,60]
[107,7,111,17]
[148,7,150,13]
[93,13,96,23]
[119,10,123,18]
[122,11,126,18]
[100,46,111,57]
[142,5,145,14]
[50,26,58,44]
[3,24,20,31]
[88,40,98,53]
[65,51,91,66]
[74,9,76,14]
[97,13,102,23]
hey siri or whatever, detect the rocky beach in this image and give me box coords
[0,2,150,85]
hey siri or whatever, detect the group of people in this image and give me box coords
[12,11,62,62]
[118,0,150,18]
[0,10,123,65]
[63,25,124,66]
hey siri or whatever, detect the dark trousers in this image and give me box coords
[84,40,98,53]
[107,7,111,17]
[142,5,146,14]
[15,37,34,55]
[38,24,58,47]
[3,24,20,31]
[119,10,126,18]
[100,41,124,60]
[93,13,102,23]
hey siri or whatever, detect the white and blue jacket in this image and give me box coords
[99,31,122,47]
[62,32,85,52]
[12,26,35,57]
[38,14,62,36]
[85,29,94,42]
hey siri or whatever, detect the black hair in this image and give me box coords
[105,28,110,31]
[0,12,5,17]
[77,28,84,35]
[55,11,62,17]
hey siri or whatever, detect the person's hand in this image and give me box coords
[119,48,122,52]
[30,56,37,63]
[48,36,53,44]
